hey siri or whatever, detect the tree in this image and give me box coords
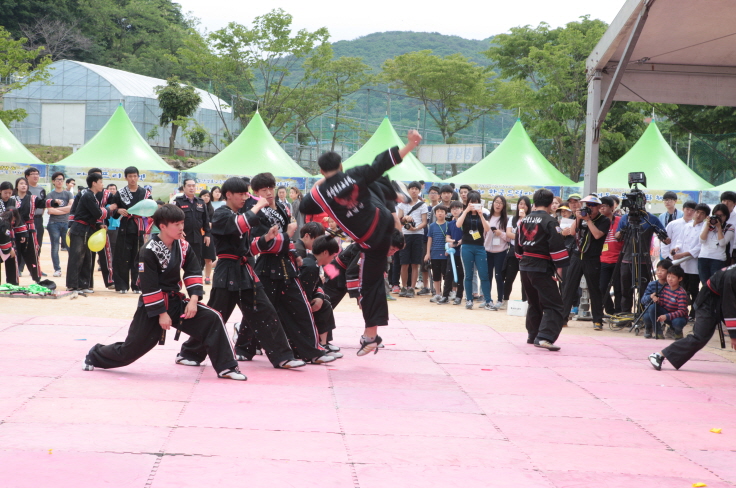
[308,55,372,151]
[155,77,202,156]
[194,9,331,135]
[0,26,52,125]
[20,16,93,61]
[486,17,657,180]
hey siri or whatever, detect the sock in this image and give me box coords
[362,335,376,342]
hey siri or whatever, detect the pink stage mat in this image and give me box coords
[1,312,735,487]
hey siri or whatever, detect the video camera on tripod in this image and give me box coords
[620,172,668,241]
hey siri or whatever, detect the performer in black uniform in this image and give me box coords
[0,182,19,285]
[109,166,152,293]
[68,168,115,290]
[84,204,246,381]
[12,177,61,282]
[177,177,305,370]
[649,264,736,371]
[299,234,342,353]
[66,173,111,295]
[174,178,210,266]
[515,188,571,351]
[300,129,422,356]
[0,208,20,280]
[249,172,336,364]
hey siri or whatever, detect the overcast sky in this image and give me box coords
[175,0,624,42]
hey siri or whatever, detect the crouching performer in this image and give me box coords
[84,204,246,381]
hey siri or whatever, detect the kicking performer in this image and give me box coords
[177,177,305,369]
[300,129,422,355]
[12,177,61,282]
[84,204,246,381]
[248,172,336,364]
[649,264,736,371]
[0,182,19,285]
[109,166,152,293]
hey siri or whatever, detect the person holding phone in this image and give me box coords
[484,195,510,310]
[455,191,494,310]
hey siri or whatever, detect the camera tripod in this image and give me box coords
[604,211,660,335]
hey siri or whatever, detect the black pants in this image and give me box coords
[34,215,44,252]
[87,296,237,375]
[620,261,652,313]
[97,238,115,288]
[662,288,720,370]
[323,281,348,309]
[562,257,604,323]
[684,273,700,318]
[599,262,622,314]
[15,231,41,281]
[502,250,526,301]
[361,246,391,327]
[179,285,294,367]
[430,258,446,285]
[113,230,143,291]
[66,231,93,290]
[313,299,336,335]
[1,249,19,285]
[442,252,464,299]
[521,269,565,344]
[260,276,325,360]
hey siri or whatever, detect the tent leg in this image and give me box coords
[583,72,601,196]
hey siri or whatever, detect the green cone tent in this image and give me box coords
[0,119,44,166]
[342,117,436,182]
[191,112,310,177]
[55,105,174,172]
[710,179,736,193]
[444,119,575,186]
[595,122,712,190]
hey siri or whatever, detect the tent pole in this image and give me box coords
[583,71,602,195]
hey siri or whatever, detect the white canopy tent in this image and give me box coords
[583,0,736,194]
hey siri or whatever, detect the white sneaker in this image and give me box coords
[70,291,78,300]
[53,270,62,277]
[498,300,508,310]
[82,360,94,371]
[310,354,337,364]
[327,351,344,359]
[175,355,200,366]
[218,368,247,381]
[279,359,306,369]
[429,294,441,303]
[449,290,456,299]
[416,280,424,289]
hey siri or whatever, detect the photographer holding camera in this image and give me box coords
[561,195,610,330]
[697,203,734,286]
[397,181,429,298]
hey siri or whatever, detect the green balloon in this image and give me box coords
[127,199,158,217]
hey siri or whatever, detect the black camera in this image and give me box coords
[621,172,648,217]
[710,216,719,226]
[403,217,414,230]
[579,203,589,217]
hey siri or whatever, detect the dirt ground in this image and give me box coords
[4,237,734,363]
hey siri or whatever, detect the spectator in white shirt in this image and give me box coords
[672,204,707,313]
[483,195,509,309]
[661,201,696,258]
[698,203,734,285]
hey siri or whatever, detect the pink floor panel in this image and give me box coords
[1,312,735,487]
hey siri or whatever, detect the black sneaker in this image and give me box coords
[357,335,383,356]
[82,358,94,371]
[534,339,560,351]
[417,287,432,296]
[648,352,664,371]
[391,180,411,204]
[674,331,684,340]
[405,288,415,298]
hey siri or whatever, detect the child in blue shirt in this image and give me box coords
[425,205,450,302]
[438,201,465,305]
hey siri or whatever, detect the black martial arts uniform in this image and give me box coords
[515,210,570,344]
[249,200,326,360]
[66,189,108,291]
[70,187,114,289]
[178,205,296,367]
[300,253,336,337]
[322,243,362,309]
[110,186,151,292]
[174,194,210,266]
[0,197,19,285]
[300,147,402,328]
[13,193,58,282]
[661,265,736,369]
[86,236,237,376]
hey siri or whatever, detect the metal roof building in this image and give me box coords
[4,60,237,154]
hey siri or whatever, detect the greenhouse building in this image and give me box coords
[4,60,236,155]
